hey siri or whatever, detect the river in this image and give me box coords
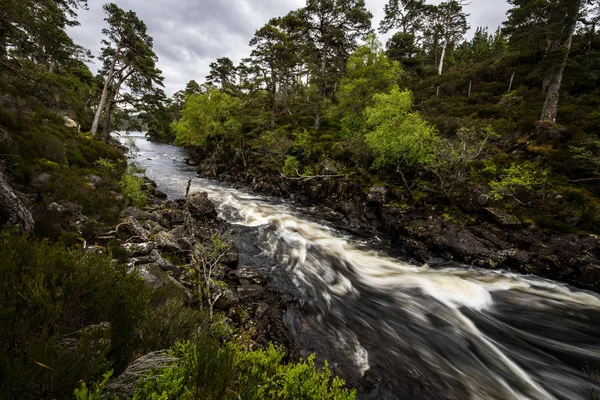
[119,132,600,400]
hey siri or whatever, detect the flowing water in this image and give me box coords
[120,132,600,400]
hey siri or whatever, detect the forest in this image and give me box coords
[156,0,600,235]
[1,0,600,398]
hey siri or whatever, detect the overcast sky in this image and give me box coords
[69,0,510,97]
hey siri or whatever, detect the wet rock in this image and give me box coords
[155,190,168,200]
[237,284,266,299]
[228,268,264,285]
[484,208,523,227]
[186,192,217,220]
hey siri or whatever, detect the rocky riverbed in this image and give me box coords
[102,181,297,359]
[197,161,600,292]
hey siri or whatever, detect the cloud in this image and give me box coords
[68,0,509,97]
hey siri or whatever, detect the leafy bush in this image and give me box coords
[282,155,301,177]
[0,230,207,399]
[133,338,356,400]
[0,229,148,399]
[120,172,147,207]
[487,162,549,202]
[365,87,440,170]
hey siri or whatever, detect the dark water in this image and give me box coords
[119,132,600,400]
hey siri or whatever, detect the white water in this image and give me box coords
[120,133,600,399]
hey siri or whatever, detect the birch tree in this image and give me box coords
[429,0,469,75]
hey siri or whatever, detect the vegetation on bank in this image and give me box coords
[160,0,600,235]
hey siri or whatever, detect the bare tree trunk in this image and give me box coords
[315,47,328,130]
[540,0,581,122]
[101,89,115,142]
[437,40,447,75]
[0,168,34,234]
[91,41,122,135]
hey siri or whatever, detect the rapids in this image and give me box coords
[119,132,600,400]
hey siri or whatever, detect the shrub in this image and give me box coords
[282,156,301,177]
[120,172,146,207]
[0,229,148,399]
[133,338,356,400]
[487,162,549,202]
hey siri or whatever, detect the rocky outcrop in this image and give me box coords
[0,167,35,233]
[196,160,600,292]
[95,184,296,354]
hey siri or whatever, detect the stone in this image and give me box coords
[103,351,175,399]
[237,284,266,299]
[186,192,217,220]
[214,289,240,310]
[367,186,388,203]
[228,268,264,284]
[122,242,156,257]
[62,115,79,129]
[116,217,150,242]
[484,208,523,227]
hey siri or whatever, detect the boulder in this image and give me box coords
[186,192,217,220]
[122,242,156,257]
[103,351,175,399]
[484,208,523,227]
[116,217,149,242]
[367,186,388,203]
[237,284,266,299]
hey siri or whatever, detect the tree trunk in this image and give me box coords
[315,46,328,130]
[540,0,581,122]
[437,40,447,75]
[0,168,34,234]
[101,90,115,143]
[91,41,122,135]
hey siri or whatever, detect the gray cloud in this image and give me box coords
[69,0,509,96]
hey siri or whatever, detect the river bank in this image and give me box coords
[193,158,600,293]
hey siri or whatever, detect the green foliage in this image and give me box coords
[486,162,549,202]
[0,229,147,399]
[74,370,113,400]
[365,87,439,170]
[0,229,209,399]
[133,338,356,400]
[173,90,241,148]
[282,156,301,176]
[335,35,401,138]
[120,171,147,207]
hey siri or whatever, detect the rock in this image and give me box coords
[186,192,217,220]
[367,186,388,203]
[135,262,195,304]
[214,289,240,310]
[237,284,266,299]
[154,231,181,253]
[103,351,175,399]
[484,208,523,227]
[155,190,168,200]
[130,249,161,266]
[185,158,198,166]
[122,242,156,257]
[62,115,79,129]
[228,268,264,284]
[117,217,149,242]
